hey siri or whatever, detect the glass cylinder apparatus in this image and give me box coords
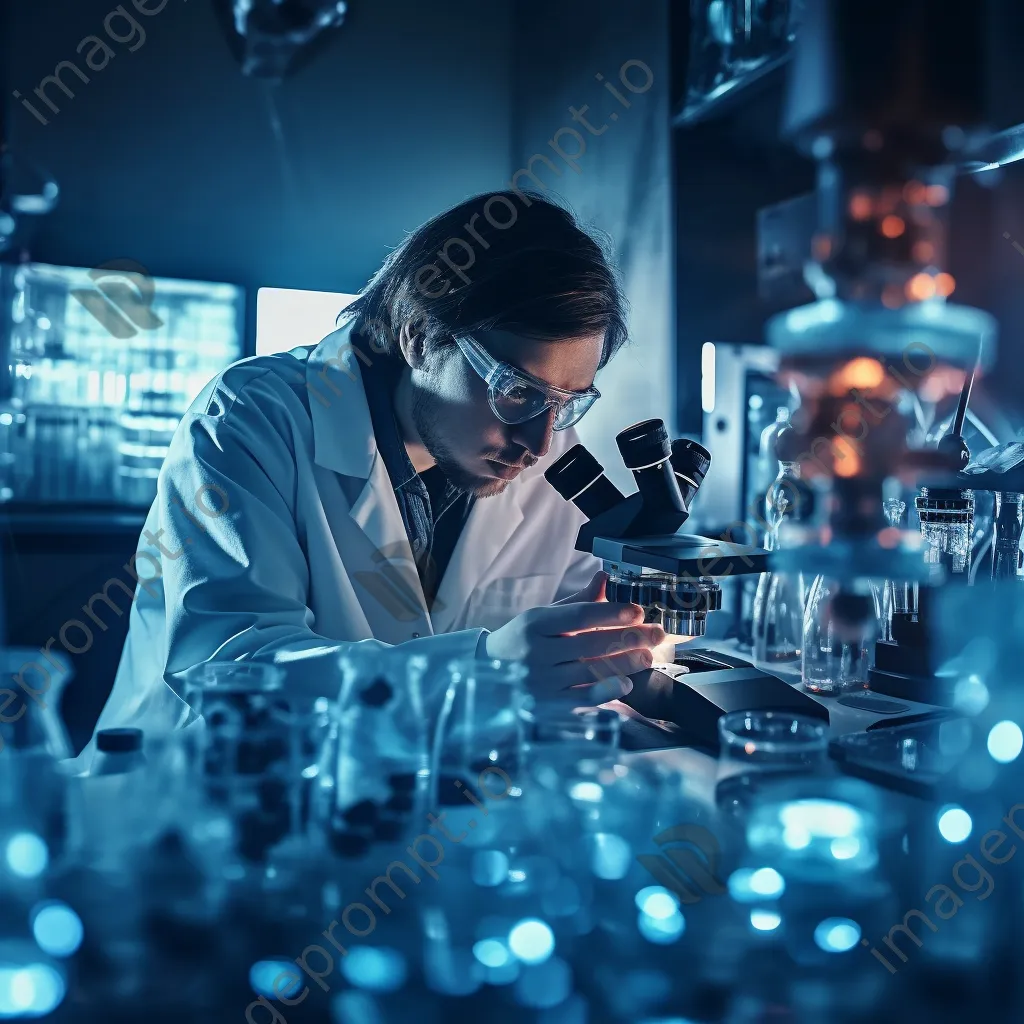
[916,488,975,577]
[719,710,828,770]
[878,498,910,641]
[183,662,301,864]
[431,658,529,807]
[319,647,431,857]
[801,580,880,695]
[990,491,1024,581]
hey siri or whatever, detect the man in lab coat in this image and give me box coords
[84,191,667,751]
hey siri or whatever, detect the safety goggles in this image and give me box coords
[453,333,601,431]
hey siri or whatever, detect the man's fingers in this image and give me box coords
[556,647,654,688]
[553,623,666,663]
[539,599,645,635]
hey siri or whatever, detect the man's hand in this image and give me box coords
[484,571,666,702]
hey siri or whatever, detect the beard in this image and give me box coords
[410,387,510,498]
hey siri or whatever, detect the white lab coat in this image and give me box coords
[81,321,599,758]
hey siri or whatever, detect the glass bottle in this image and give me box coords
[915,487,975,577]
[801,579,881,695]
[758,406,791,531]
[990,491,1024,581]
[878,497,909,641]
[317,645,431,858]
[752,460,804,665]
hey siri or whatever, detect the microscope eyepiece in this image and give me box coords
[616,419,687,517]
[670,439,711,510]
[544,444,626,519]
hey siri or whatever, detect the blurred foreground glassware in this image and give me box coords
[0,647,74,759]
[916,487,975,576]
[719,710,828,770]
[183,661,302,866]
[801,578,880,695]
[317,645,431,858]
[876,497,910,641]
[431,657,530,808]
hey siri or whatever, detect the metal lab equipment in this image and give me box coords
[0,262,243,507]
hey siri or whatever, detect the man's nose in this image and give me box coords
[510,407,556,461]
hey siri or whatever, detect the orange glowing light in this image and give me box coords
[849,193,873,220]
[878,527,901,549]
[925,184,950,206]
[829,357,886,395]
[812,233,833,260]
[881,215,905,238]
[935,272,956,297]
[744,741,757,755]
[907,273,936,301]
[903,181,927,205]
[912,240,936,263]
[832,437,861,477]
[882,284,904,309]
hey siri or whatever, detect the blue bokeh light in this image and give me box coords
[513,957,572,1010]
[938,805,973,844]
[509,919,555,965]
[31,903,83,959]
[634,886,678,919]
[471,850,510,888]
[340,948,407,993]
[249,960,302,1000]
[0,964,65,1018]
[473,939,510,969]
[750,909,782,932]
[588,833,632,880]
[987,721,1024,764]
[4,834,48,880]
[749,867,785,897]
[814,917,861,953]
[637,909,685,944]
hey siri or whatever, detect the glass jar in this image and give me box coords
[431,657,530,808]
[183,661,301,865]
[801,579,881,695]
[916,487,974,576]
[317,645,431,858]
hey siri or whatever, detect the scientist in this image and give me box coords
[84,191,667,750]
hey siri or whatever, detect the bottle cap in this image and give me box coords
[96,727,144,753]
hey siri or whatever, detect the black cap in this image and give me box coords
[670,439,711,483]
[616,419,671,470]
[97,727,144,754]
[544,444,605,500]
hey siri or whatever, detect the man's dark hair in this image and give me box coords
[341,190,629,369]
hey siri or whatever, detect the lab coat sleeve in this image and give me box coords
[155,386,485,708]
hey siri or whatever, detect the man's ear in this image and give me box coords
[398,320,427,368]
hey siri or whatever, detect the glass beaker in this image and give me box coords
[801,579,880,695]
[431,658,530,808]
[183,661,301,865]
[317,645,431,857]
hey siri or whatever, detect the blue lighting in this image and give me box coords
[987,721,1024,764]
[588,833,632,880]
[508,919,555,965]
[779,800,861,839]
[473,939,510,969]
[638,909,685,944]
[829,836,861,860]
[31,903,83,958]
[814,918,861,953]
[4,834,48,880]
[568,781,603,803]
[749,867,785,898]
[750,909,782,932]
[938,806,973,844]
[340,948,407,993]
[513,957,572,1010]
[0,964,65,1018]
[634,886,679,919]
[249,961,302,1000]
[471,850,509,888]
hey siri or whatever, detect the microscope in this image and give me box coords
[545,418,830,750]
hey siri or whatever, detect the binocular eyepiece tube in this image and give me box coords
[544,444,626,519]
[615,419,687,517]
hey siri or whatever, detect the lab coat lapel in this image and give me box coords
[429,484,525,634]
[305,326,432,644]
